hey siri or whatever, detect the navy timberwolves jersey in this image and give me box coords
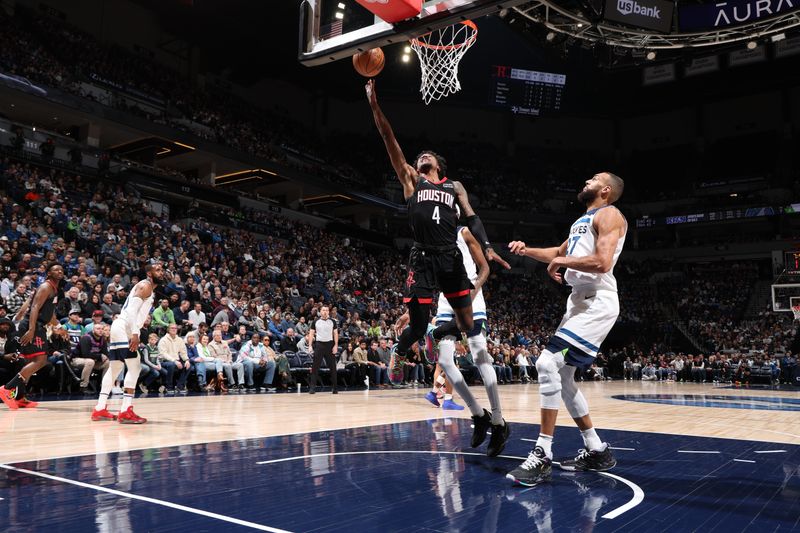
[406,177,459,248]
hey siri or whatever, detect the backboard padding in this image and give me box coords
[299,0,529,66]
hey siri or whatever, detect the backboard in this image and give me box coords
[771,283,800,313]
[298,0,527,66]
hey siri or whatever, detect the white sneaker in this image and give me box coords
[111,386,123,395]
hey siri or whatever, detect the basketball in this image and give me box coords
[352,48,385,78]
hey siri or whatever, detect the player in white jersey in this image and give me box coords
[506,172,627,487]
[91,263,164,424]
[430,226,510,456]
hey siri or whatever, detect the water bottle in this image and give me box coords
[297,383,301,393]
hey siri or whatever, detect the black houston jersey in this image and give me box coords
[406,177,459,248]
[31,280,58,325]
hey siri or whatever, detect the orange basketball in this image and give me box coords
[352,48,385,78]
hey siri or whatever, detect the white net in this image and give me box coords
[792,297,800,320]
[410,21,477,105]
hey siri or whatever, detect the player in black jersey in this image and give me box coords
[0,262,67,409]
[366,80,509,375]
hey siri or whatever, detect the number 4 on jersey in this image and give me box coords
[432,206,440,224]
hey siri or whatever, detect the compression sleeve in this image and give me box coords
[466,214,491,251]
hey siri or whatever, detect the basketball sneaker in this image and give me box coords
[16,398,38,409]
[557,446,616,472]
[0,385,18,410]
[118,407,147,424]
[424,390,440,407]
[91,408,117,421]
[470,409,492,447]
[441,399,464,410]
[487,420,510,457]
[506,446,552,487]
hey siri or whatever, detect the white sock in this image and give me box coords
[536,433,554,458]
[121,393,134,411]
[96,392,109,410]
[469,334,503,424]
[96,360,123,411]
[581,427,606,452]
[432,374,445,393]
[444,393,453,401]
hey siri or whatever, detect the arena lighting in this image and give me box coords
[404,45,411,53]
[546,31,556,41]
[402,54,411,62]
[646,51,657,60]
[337,2,345,8]
[772,33,786,42]
[746,40,757,49]
[335,11,344,19]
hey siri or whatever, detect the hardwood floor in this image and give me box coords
[1,381,798,464]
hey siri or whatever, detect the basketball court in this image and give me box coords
[1,382,798,531]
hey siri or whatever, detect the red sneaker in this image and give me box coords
[117,407,147,424]
[91,408,117,421]
[0,386,18,410]
[16,398,38,409]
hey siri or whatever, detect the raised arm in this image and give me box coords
[452,180,511,269]
[365,79,417,199]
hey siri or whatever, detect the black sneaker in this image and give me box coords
[558,445,616,472]
[471,409,492,448]
[487,420,510,457]
[506,446,552,487]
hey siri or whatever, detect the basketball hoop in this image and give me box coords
[410,20,477,105]
[791,297,800,320]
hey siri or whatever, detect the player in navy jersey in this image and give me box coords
[366,80,509,401]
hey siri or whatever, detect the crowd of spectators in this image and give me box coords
[0,152,797,395]
[3,7,792,215]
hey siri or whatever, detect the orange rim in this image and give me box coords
[410,20,478,52]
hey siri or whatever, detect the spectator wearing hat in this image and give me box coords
[85,310,106,334]
[64,310,86,352]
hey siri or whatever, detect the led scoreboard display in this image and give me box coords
[489,65,566,116]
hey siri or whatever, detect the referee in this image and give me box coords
[308,305,339,394]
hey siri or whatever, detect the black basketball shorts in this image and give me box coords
[403,246,473,309]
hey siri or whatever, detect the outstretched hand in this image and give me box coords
[508,241,527,256]
[365,79,377,105]
[486,248,511,269]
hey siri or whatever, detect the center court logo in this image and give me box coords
[617,0,662,17]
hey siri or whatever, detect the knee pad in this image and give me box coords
[559,366,589,418]
[123,357,141,389]
[536,349,566,397]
